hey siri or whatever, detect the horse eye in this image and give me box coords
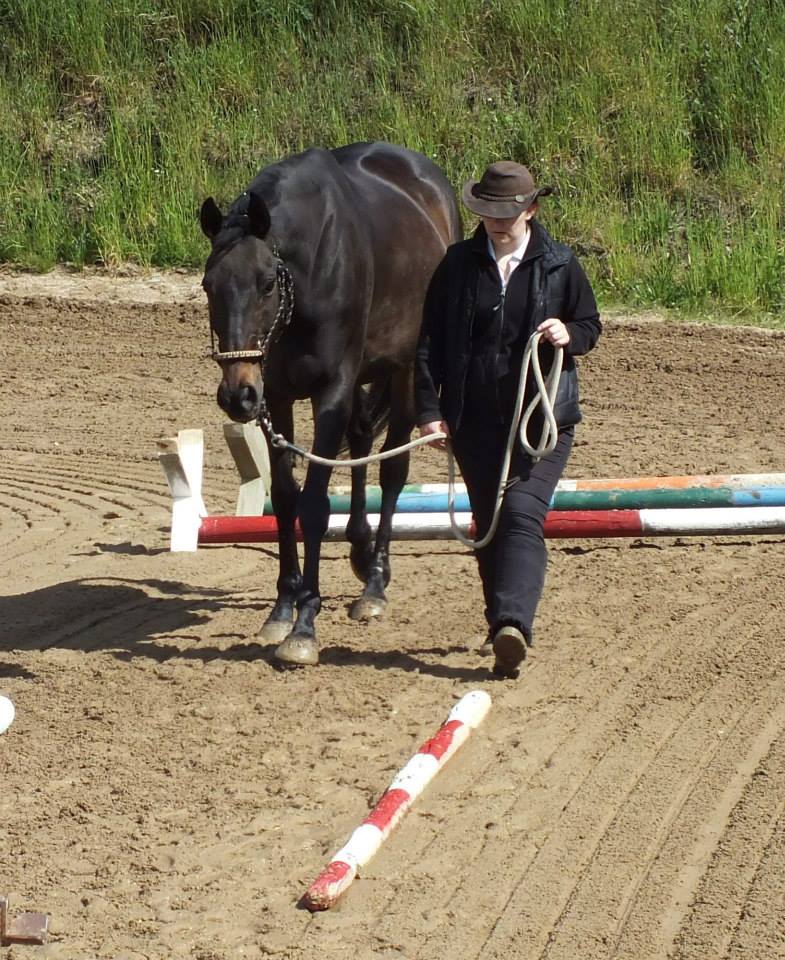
[259,276,276,297]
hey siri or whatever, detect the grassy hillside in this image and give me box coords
[1,0,784,318]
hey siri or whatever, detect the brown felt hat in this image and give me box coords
[462,161,554,218]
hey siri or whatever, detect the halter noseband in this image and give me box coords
[210,258,295,365]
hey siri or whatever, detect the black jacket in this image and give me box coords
[415,220,602,437]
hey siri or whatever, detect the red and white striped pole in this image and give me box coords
[302,689,492,911]
[198,506,785,544]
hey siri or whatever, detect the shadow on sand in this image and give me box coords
[0,578,493,681]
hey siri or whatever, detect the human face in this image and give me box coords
[481,205,536,251]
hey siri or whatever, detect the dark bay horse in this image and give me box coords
[200,142,460,667]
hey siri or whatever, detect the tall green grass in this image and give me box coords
[1,0,784,318]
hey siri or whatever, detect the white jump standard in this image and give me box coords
[302,689,492,911]
[158,424,272,551]
[156,428,208,552]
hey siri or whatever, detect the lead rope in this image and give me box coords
[258,330,562,550]
[447,330,561,549]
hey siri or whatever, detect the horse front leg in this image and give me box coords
[258,398,302,645]
[273,386,351,667]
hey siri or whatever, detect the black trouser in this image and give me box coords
[451,424,574,645]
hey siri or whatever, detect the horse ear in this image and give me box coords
[200,197,223,239]
[247,190,271,240]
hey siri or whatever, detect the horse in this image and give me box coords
[199,141,461,667]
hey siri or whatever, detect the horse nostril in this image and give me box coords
[217,382,259,421]
[237,384,258,415]
[217,383,232,412]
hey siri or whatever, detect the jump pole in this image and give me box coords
[263,484,785,515]
[198,507,785,544]
[332,473,785,497]
[157,428,785,547]
[302,689,491,911]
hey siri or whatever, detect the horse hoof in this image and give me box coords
[274,634,319,666]
[257,620,293,644]
[349,597,387,621]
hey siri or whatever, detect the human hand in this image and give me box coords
[537,317,571,347]
[419,420,449,449]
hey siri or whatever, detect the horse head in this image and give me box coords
[200,190,285,423]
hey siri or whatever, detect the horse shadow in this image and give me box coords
[0,661,36,680]
[0,578,492,680]
[0,577,238,665]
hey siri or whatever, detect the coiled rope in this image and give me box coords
[447,331,561,549]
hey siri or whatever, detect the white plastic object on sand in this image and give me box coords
[0,695,15,735]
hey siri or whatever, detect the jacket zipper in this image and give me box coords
[456,273,478,432]
[493,282,506,418]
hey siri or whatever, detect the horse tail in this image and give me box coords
[366,379,392,440]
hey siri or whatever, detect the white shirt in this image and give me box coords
[487,228,532,289]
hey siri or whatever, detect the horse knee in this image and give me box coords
[298,487,330,539]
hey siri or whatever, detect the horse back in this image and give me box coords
[332,143,461,367]
[250,143,459,391]
[333,142,460,247]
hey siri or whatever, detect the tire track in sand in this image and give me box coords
[479,593,785,960]
[671,732,785,960]
[344,546,785,960]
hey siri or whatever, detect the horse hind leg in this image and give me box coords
[350,373,412,621]
[345,383,376,584]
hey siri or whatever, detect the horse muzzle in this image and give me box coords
[217,379,263,422]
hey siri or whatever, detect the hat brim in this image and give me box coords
[461,180,553,218]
